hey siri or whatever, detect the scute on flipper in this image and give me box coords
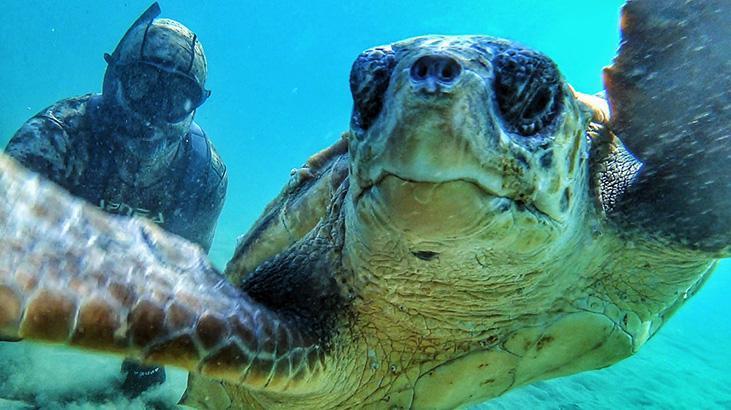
[604,0,731,253]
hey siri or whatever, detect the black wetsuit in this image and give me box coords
[5,93,227,396]
[5,94,227,252]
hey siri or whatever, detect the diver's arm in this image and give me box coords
[5,116,74,187]
[191,166,228,253]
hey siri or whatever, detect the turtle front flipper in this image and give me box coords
[0,155,324,394]
[604,0,731,253]
[227,136,349,280]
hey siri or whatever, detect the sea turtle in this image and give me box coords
[0,0,729,408]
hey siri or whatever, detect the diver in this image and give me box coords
[4,3,227,398]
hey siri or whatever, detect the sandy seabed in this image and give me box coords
[1,261,729,410]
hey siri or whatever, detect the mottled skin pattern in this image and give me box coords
[0,0,729,409]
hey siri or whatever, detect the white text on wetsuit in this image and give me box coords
[98,199,165,224]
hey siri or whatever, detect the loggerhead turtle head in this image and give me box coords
[346,36,593,256]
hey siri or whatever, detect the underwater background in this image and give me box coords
[0,0,729,408]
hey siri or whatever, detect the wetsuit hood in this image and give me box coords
[101,3,209,138]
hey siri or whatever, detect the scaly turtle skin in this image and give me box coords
[0,1,729,408]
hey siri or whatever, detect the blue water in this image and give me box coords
[0,1,729,408]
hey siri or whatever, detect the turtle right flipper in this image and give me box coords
[604,0,731,253]
[0,155,325,394]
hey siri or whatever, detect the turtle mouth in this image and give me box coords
[363,172,498,198]
[355,172,554,223]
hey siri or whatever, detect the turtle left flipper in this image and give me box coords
[227,136,348,280]
[604,0,731,253]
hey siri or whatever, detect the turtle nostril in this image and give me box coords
[410,55,462,88]
[438,59,461,82]
[441,65,454,80]
[411,58,429,81]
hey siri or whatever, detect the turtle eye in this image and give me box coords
[349,47,396,131]
[493,48,563,136]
